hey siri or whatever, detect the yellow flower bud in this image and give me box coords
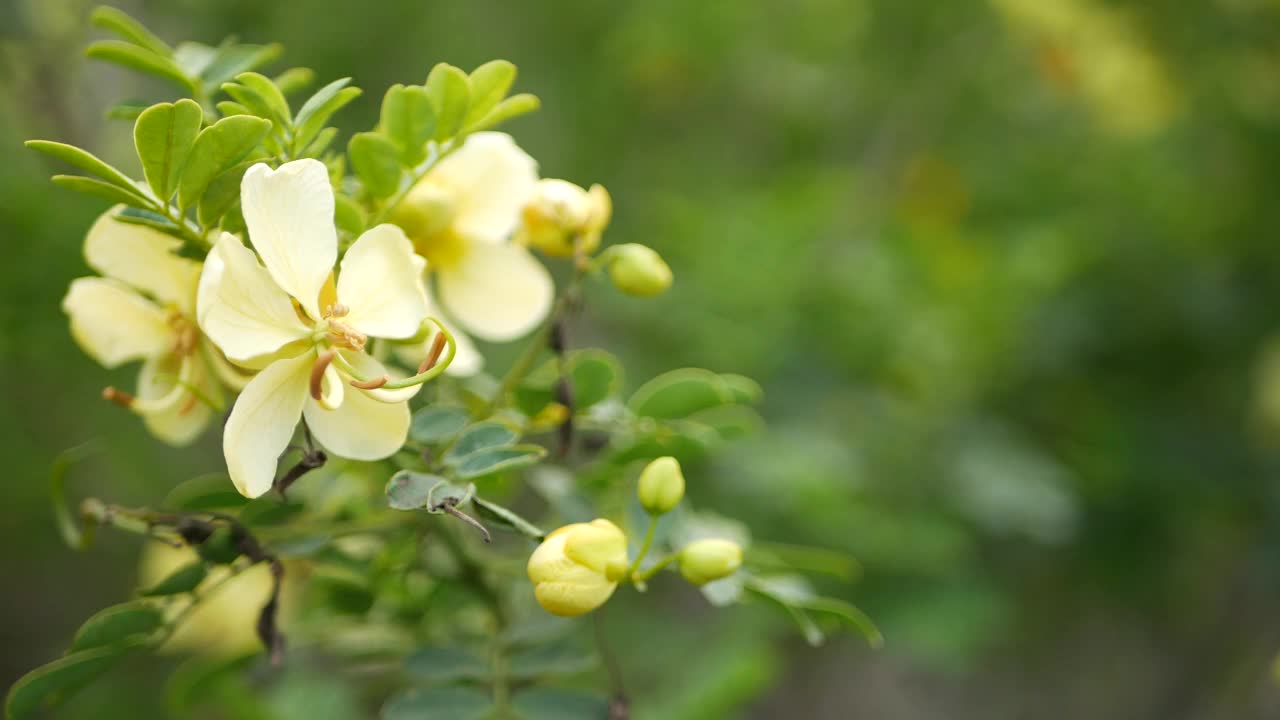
[606,243,672,297]
[637,456,684,515]
[527,518,628,616]
[518,179,611,257]
[678,538,743,586]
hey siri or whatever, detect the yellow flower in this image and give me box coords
[62,210,228,445]
[391,133,551,377]
[517,179,612,258]
[678,539,743,586]
[527,519,628,617]
[197,159,432,498]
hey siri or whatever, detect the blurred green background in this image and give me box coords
[5,0,1280,717]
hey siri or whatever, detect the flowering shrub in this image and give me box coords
[8,7,878,718]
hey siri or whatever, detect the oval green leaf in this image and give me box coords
[409,405,470,444]
[381,686,492,720]
[69,601,164,652]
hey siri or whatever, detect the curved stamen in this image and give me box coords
[310,349,337,402]
[329,317,457,390]
[350,375,389,390]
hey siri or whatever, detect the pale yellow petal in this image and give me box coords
[437,242,553,341]
[63,277,173,368]
[137,355,213,446]
[337,224,428,339]
[427,132,537,243]
[240,160,337,318]
[223,352,312,498]
[85,208,202,313]
[199,234,311,363]
[303,380,410,461]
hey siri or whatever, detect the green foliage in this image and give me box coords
[5,646,134,720]
[138,561,207,596]
[69,602,164,652]
[177,115,271,210]
[381,687,492,720]
[133,99,203,202]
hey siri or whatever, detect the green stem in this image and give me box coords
[625,516,659,580]
[631,553,677,584]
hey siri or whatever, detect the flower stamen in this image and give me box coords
[102,386,134,408]
[310,349,337,402]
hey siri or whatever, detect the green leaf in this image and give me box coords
[348,131,402,199]
[472,496,545,540]
[216,100,251,117]
[334,193,367,235]
[198,159,257,227]
[506,643,596,679]
[50,175,149,208]
[274,67,315,96]
[5,646,130,719]
[466,93,540,132]
[510,688,609,720]
[385,471,447,510]
[609,419,722,463]
[233,71,293,125]
[453,445,546,480]
[178,115,271,210]
[25,140,147,202]
[687,404,764,442]
[90,6,172,56]
[163,473,248,510]
[49,443,98,551]
[239,499,305,526]
[196,527,242,565]
[295,79,360,150]
[112,206,186,239]
[106,102,148,121]
[720,373,763,404]
[381,84,436,165]
[200,42,283,87]
[165,652,260,714]
[628,368,738,419]
[409,405,470,444]
[87,40,194,92]
[69,601,164,652]
[301,126,340,158]
[139,561,207,596]
[403,647,488,684]
[424,63,471,141]
[517,350,622,414]
[134,99,203,202]
[381,686,492,720]
[466,60,516,125]
[444,421,519,462]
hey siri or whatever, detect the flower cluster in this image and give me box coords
[60,127,670,498]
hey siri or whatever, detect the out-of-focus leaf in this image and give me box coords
[295,79,360,150]
[89,6,171,56]
[165,652,260,714]
[444,421,519,462]
[197,159,257,228]
[87,40,195,92]
[628,368,737,420]
[466,60,515,124]
[163,473,247,510]
[472,495,545,540]
[453,445,546,480]
[403,647,488,683]
[139,561,207,597]
[273,67,315,96]
[410,406,470,445]
[49,442,98,551]
[200,43,282,87]
[424,63,471,141]
[239,499,305,527]
[69,601,164,652]
[466,93,539,132]
[385,471,447,510]
[381,84,436,165]
[506,643,596,679]
[334,193,367,235]
[517,350,623,415]
[50,175,148,208]
[348,131,402,198]
[381,686,492,720]
[5,645,131,719]
[510,688,609,720]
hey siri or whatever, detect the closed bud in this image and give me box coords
[607,244,672,297]
[527,518,628,616]
[518,179,611,257]
[678,538,743,586]
[637,456,684,514]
